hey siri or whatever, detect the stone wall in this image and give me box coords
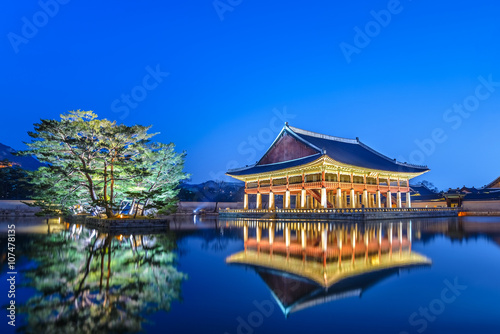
[411,200,447,208]
[462,200,500,212]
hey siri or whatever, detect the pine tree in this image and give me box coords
[17,110,188,218]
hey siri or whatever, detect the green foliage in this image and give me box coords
[17,110,189,217]
[126,142,189,216]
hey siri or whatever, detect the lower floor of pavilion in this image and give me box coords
[243,188,412,210]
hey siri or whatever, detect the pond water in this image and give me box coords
[1,215,500,334]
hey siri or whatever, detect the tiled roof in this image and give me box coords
[464,191,500,201]
[227,125,429,176]
[289,126,428,173]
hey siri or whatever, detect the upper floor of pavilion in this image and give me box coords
[227,123,429,182]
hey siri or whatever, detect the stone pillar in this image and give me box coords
[386,191,392,208]
[406,192,412,208]
[343,191,348,208]
[362,189,368,208]
[397,191,402,208]
[350,189,356,208]
[243,194,248,210]
[243,225,248,242]
[321,187,327,208]
[256,193,262,210]
[256,226,262,243]
[301,189,306,209]
[269,192,275,210]
[284,190,291,209]
[376,190,382,208]
[336,188,342,208]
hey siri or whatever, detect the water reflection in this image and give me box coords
[19,223,186,333]
[3,216,500,333]
[225,220,431,317]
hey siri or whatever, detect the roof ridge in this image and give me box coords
[288,126,358,144]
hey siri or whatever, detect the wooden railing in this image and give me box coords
[244,183,411,194]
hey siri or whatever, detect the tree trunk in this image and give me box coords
[133,201,141,219]
[106,207,114,218]
[141,199,150,216]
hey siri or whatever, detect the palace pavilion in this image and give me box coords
[227,124,429,211]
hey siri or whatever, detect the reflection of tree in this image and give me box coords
[20,227,186,333]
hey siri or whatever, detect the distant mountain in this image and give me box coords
[0,143,44,171]
[178,180,244,202]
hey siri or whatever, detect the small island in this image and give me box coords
[15,110,189,228]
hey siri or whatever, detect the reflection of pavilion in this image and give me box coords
[226,221,431,316]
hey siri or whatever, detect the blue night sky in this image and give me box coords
[1,0,499,190]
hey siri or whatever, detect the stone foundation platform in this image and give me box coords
[219,207,459,221]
